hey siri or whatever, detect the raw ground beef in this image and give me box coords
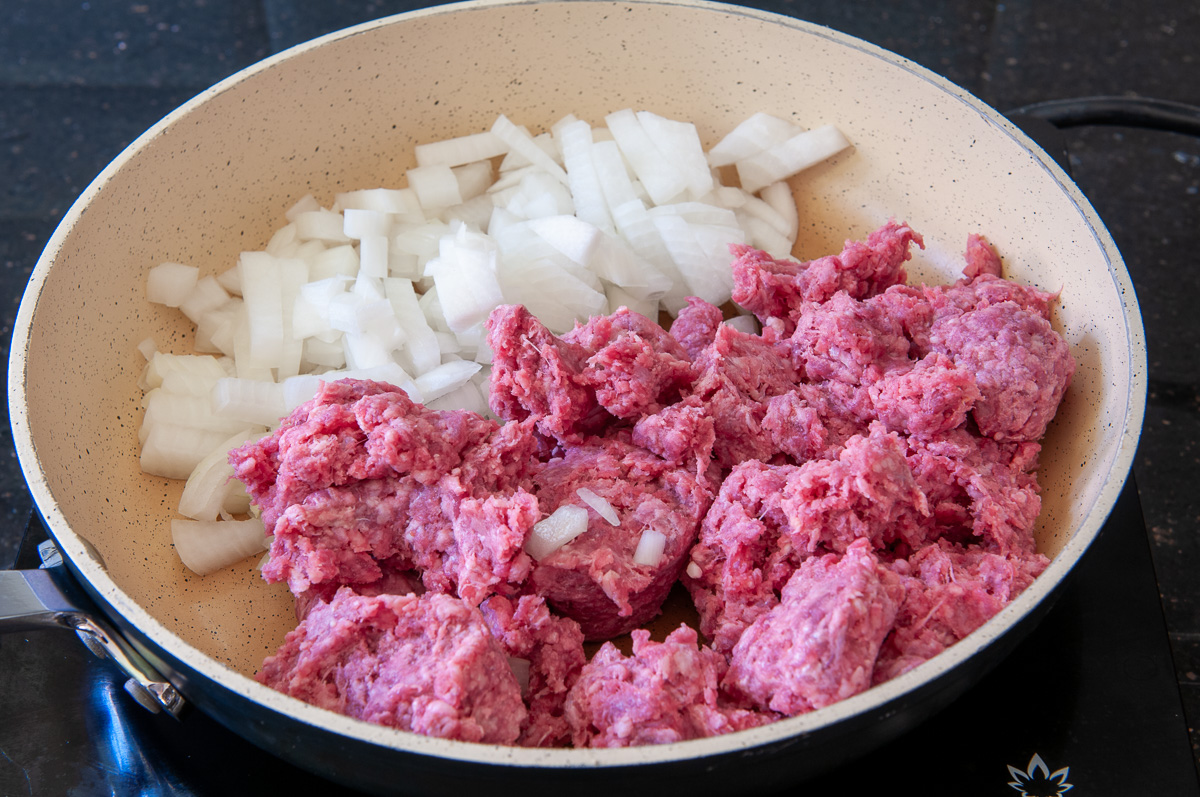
[257,589,526,744]
[563,625,770,747]
[240,221,1073,750]
[528,434,712,640]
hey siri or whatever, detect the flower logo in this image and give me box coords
[1007,753,1073,796]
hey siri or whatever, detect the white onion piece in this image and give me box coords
[415,360,482,404]
[759,181,799,241]
[384,277,441,375]
[238,252,284,369]
[632,528,667,567]
[735,124,851,194]
[724,314,761,336]
[558,119,614,234]
[178,275,231,325]
[605,109,687,206]
[575,488,619,526]
[343,208,392,239]
[211,378,288,428]
[635,111,713,200]
[178,429,263,521]
[141,422,235,480]
[408,164,463,209]
[491,114,569,185]
[686,561,703,579]
[707,112,803,167]
[336,187,423,221]
[294,208,350,242]
[425,226,505,333]
[285,194,321,222]
[137,338,157,361]
[147,262,199,307]
[171,517,270,576]
[524,504,589,561]
[415,130,507,168]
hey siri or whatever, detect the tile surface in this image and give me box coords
[2,0,1198,783]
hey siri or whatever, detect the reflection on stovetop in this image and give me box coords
[0,479,1194,796]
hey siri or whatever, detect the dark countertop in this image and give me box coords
[1,0,1198,785]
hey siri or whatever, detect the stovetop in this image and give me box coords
[1,478,1193,796]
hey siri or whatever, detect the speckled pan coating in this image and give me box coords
[7,0,1145,781]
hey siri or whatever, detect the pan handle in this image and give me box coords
[0,548,187,719]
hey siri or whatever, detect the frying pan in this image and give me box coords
[0,1,1146,794]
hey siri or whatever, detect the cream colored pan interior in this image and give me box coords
[9,0,1143,761]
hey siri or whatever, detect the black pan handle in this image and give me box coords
[0,544,186,719]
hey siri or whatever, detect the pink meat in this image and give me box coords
[788,291,912,385]
[731,220,923,332]
[486,304,604,443]
[529,435,712,640]
[723,539,905,715]
[962,233,1003,280]
[873,540,1049,682]
[234,381,540,602]
[762,382,873,463]
[686,426,929,654]
[868,352,981,438]
[904,428,1044,555]
[480,595,587,748]
[930,301,1075,441]
[668,297,725,358]
[563,625,770,747]
[257,589,526,745]
[687,323,802,468]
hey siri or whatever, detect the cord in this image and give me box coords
[1004,96,1200,137]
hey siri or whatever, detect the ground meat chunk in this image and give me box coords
[480,595,587,748]
[731,220,923,333]
[231,379,494,532]
[563,626,769,747]
[687,323,802,468]
[257,589,526,745]
[788,291,913,385]
[763,381,873,462]
[529,435,712,640]
[669,297,725,358]
[486,304,604,442]
[962,233,1003,280]
[573,308,696,419]
[686,425,929,653]
[930,301,1075,441]
[631,396,717,482]
[873,540,1049,682]
[235,382,540,602]
[723,539,905,715]
[868,352,980,438]
[904,429,1044,555]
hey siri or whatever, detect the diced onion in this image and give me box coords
[171,517,270,576]
[575,487,619,526]
[524,504,590,561]
[686,561,703,579]
[632,528,668,567]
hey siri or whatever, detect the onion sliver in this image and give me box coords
[524,504,589,561]
[575,488,619,526]
[171,517,270,576]
[179,429,264,521]
[632,528,667,567]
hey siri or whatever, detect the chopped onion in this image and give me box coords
[575,487,619,526]
[147,262,199,307]
[524,504,589,561]
[685,561,703,580]
[632,528,667,567]
[178,429,263,521]
[171,517,270,576]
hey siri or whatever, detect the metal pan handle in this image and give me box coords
[0,543,186,718]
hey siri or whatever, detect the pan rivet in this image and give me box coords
[123,678,162,714]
